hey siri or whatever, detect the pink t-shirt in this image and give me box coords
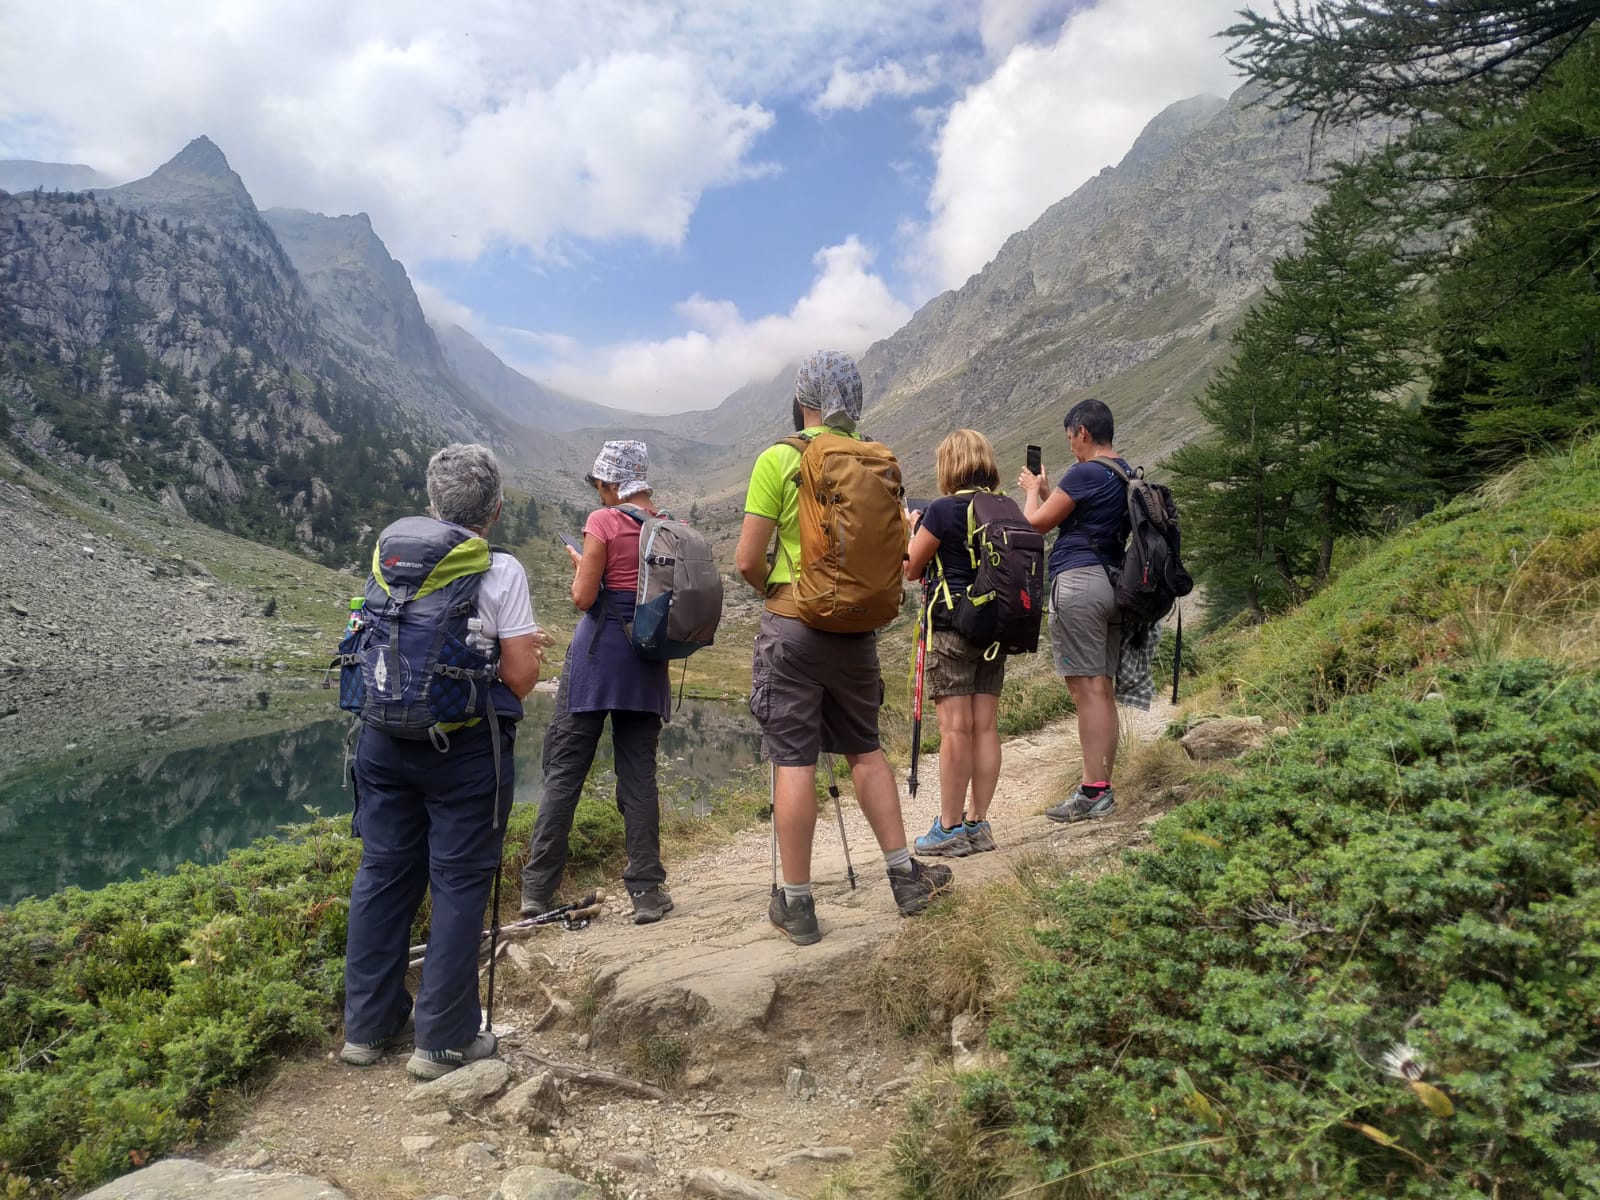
[584,505,650,592]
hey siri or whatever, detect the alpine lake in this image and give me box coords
[0,683,764,905]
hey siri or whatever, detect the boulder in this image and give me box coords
[406,1058,513,1112]
[1180,716,1267,761]
[493,1069,563,1132]
[489,1165,602,1200]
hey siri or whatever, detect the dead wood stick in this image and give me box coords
[521,1050,668,1101]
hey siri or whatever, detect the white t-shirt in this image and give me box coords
[479,551,537,640]
[440,522,536,639]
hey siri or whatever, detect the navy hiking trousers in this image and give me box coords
[343,721,515,1053]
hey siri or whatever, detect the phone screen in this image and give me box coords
[1026,444,1042,476]
[558,533,583,554]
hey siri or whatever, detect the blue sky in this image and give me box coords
[0,0,1244,412]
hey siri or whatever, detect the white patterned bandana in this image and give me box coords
[589,440,652,499]
[795,350,863,432]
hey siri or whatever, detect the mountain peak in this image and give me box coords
[108,135,256,219]
[165,135,233,178]
[1117,94,1229,176]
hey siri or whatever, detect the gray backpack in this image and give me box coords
[615,505,723,660]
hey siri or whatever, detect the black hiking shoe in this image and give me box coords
[1045,786,1117,823]
[768,889,821,945]
[630,886,674,925]
[888,858,954,917]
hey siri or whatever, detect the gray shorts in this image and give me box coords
[926,628,1006,699]
[749,612,883,766]
[1049,567,1120,679]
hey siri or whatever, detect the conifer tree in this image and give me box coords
[1168,173,1421,619]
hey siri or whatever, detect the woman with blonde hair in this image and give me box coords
[903,429,1005,857]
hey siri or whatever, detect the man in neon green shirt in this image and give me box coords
[734,350,953,946]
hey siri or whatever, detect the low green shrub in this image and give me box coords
[0,762,768,1197]
[0,819,360,1196]
[936,660,1599,1198]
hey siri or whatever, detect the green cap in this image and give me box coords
[348,596,364,610]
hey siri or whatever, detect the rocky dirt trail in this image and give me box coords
[194,699,1175,1200]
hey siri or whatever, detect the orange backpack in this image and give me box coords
[779,430,907,633]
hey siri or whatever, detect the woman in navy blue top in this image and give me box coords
[1018,398,1130,824]
[903,429,1006,859]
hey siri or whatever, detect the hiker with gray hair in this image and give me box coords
[734,351,953,947]
[519,439,676,926]
[340,442,548,1079]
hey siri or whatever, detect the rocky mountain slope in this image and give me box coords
[659,87,1392,496]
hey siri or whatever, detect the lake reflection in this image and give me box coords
[0,692,762,904]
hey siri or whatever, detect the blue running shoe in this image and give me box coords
[914,818,974,857]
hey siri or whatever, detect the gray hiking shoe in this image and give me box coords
[339,1014,414,1067]
[768,889,821,946]
[888,858,954,916]
[963,820,997,853]
[630,886,674,925]
[406,1030,499,1081]
[1045,786,1116,823]
[519,890,554,918]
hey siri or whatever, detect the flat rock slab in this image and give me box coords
[78,1158,349,1200]
[683,1167,800,1200]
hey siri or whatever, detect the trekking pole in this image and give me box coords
[1171,605,1182,706]
[408,892,608,968]
[907,576,931,799]
[484,863,502,1033]
[769,760,778,896]
[824,756,857,890]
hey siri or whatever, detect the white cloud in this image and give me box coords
[412,279,481,334]
[916,0,1242,292]
[0,0,971,263]
[813,58,942,113]
[977,0,1068,58]
[521,237,911,413]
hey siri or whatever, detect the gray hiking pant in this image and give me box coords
[520,706,665,899]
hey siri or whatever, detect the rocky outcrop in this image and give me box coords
[264,207,451,377]
[0,140,465,556]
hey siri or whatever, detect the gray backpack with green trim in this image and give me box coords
[614,504,723,660]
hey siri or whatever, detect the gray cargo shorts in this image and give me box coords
[749,612,884,766]
[1049,566,1120,679]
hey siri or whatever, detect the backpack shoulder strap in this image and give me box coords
[1092,455,1133,482]
[614,503,650,526]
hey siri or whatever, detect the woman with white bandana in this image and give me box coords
[519,440,674,925]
